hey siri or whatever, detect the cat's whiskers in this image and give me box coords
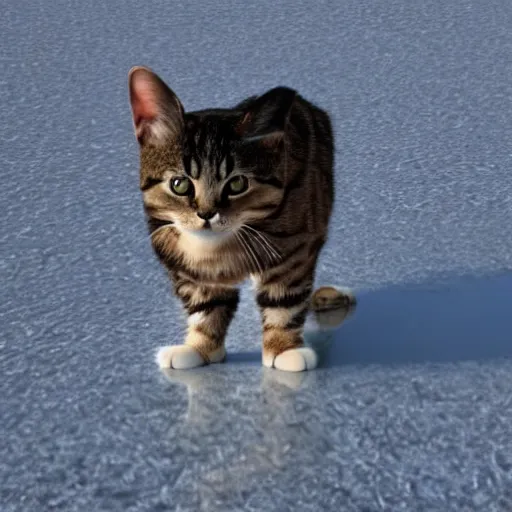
[236,231,263,274]
[240,232,263,274]
[241,229,274,268]
[234,232,255,273]
[253,230,281,262]
[241,225,281,264]
[242,225,281,261]
[241,230,265,274]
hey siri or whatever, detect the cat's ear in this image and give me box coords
[128,66,184,146]
[238,87,297,142]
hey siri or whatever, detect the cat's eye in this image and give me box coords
[226,176,249,196]
[170,177,193,196]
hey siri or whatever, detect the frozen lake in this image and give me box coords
[2,0,512,510]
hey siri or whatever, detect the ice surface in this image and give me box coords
[2,0,512,510]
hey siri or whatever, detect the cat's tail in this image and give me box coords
[303,286,357,358]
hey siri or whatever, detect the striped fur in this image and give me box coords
[129,66,336,371]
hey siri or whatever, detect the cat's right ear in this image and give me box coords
[128,66,184,146]
[237,87,297,143]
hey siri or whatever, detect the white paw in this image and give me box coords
[156,345,227,369]
[262,347,318,372]
[156,345,206,370]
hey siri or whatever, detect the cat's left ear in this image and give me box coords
[238,87,297,142]
[128,66,184,146]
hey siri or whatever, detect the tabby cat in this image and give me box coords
[128,66,349,372]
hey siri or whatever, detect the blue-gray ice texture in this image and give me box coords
[2,1,512,510]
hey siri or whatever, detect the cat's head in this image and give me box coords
[128,66,296,243]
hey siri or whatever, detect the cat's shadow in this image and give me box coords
[324,271,512,366]
[225,271,512,367]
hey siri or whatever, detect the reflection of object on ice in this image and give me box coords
[159,366,229,425]
[160,359,321,504]
[305,285,357,354]
[261,366,309,391]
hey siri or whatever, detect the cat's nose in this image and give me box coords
[197,210,217,221]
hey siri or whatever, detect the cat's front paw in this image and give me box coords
[156,344,227,369]
[156,345,205,369]
[262,347,318,372]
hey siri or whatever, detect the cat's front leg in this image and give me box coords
[256,277,318,372]
[157,274,239,370]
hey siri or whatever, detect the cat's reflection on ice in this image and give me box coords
[161,366,318,509]
[159,296,355,509]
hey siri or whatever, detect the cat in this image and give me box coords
[128,66,353,372]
